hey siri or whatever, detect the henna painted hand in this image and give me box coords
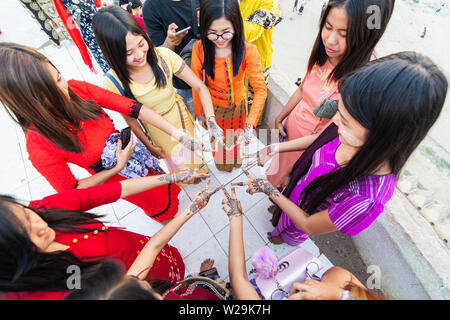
[158,164,209,184]
[236,124,254,146]
[232,169,281,198]
[207,117,225,149]
[187,179,224,215]
[148,144,166,159]
[176,131,204,159]
[221,186,243,220]
[243,143,280,168]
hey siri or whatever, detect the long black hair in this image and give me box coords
[299,52,448,214]
[119,0,143,14]
[0,195,112,294]
[0,43,102,153]
[65,262,173,300]
[307,0,395,83]
[199,0,246,80]
[92,5,167,101]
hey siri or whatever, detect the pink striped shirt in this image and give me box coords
[289,137,396,236]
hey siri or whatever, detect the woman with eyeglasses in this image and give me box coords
[191,0,267,172]
[93,6,219,175]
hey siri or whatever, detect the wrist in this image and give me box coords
[267,185,281,198]
[275,115,283,124]
[244,123,254,130]
[163,173,173,183]
[275,142,284,153]
[229,214,243,222]
[206,117,217,129]
[162,39,175,50]
[112,164,123,174]
[172,129,184,141]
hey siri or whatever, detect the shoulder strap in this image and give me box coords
[104,72,153,143]
[105,72,125,96]
[159,54,171,79]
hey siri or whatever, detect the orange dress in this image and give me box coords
[191,40,267,171]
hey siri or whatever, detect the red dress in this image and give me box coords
[53,1,95,73]
[3,182,185,300]
[26,80,180,222]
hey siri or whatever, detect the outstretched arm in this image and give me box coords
[232,170,337,236]
[222,187,261,300]
[127,180,222,279]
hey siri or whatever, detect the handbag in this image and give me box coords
[251,246,323,300]
[165,276,231,300]
[313,98,338,119]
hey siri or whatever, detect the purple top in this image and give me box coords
[288,138,396,236]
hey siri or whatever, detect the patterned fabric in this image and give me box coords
[36,0,70,40]
[240,0,280,70]
[271,137,396,246]
[60,0,110,73]
[163,276,230,300]
[191,41,267,128]
[245,8,282,30]
[53,0,95,71]
[101,132,164,179]
[211,98,248,171]
[19,0,61,46]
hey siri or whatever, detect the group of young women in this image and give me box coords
[0,0,447,300]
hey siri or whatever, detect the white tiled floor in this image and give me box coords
[0,0,333,282]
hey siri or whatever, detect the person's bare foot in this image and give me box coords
[268,204,277,215]
[267,232,284,245]
[200,258,215,273]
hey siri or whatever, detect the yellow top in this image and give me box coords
[240,0,280,70]
[103,47,185,115]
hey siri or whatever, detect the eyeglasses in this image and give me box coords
[206,31,234,41]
